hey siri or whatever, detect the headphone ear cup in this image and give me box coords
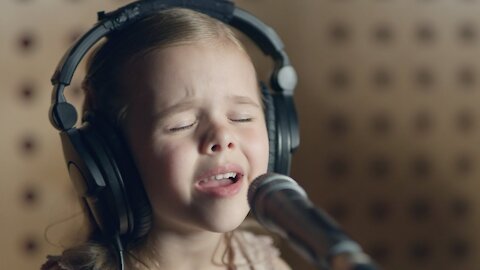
[59,124,125,239]
[60,112,152,245]
[261,82,300,175]
[260,82,277,173]
[80,122,131,236]
[85,113,152,244]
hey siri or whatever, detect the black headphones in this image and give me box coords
[49,0,299,247]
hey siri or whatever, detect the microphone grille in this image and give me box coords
[247,173,300,211]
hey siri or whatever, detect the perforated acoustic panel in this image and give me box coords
[2,1,480,270]
[1,1,132,269]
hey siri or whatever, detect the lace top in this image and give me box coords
[41,230,291,270]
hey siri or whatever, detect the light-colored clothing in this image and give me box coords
[41,230,291,270]
[227,230,291,270]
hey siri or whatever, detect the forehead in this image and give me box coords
[127,42,260,106]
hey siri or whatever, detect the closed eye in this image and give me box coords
[169,121,197,132]
[231,117,253,123]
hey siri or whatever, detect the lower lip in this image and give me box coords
[195,176,244,198]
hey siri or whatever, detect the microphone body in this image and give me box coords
[248,173,378,270]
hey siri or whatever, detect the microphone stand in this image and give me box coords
[270,194,380,270]
[326,244,378,270]
[280,205,380,270]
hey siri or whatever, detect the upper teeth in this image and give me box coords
[211,172,237,180]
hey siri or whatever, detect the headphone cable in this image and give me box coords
[114,234,125,270]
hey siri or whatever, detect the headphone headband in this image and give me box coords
[49,0,297,132]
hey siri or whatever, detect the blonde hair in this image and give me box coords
[82,7,246,126]
[56,8,249,270]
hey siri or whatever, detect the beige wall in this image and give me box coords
[3,1,480,270]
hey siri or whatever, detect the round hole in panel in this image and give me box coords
[408,240,433,263]
[415,23,436,44]
[454,153,475,177]
[370,111,393,136]
[21,184,40,206]
[408,197,433,222]
[448,238,471,261]
[455,109,475,133]
[368,199,392,222]
[326,113,351,137]
[449,198,471,220]
[415,67,435,90]
[413,110,434,135]
[18,81,36,103]
[458,22,477,43]
[19,134,38,156]
[366,241,391,263]
[17,31,36,53]
[372,23,394,44]
[328,22,351,43]
[326,155,351,180]
[21,235,40,256]
[372,67,394,89]
[368,155,392,180]
[328,68,351,91]
[457,65,476,89]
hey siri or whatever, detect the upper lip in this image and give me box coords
[195,163,244,182]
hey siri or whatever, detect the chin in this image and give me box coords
[205,220,245,233]
[201,205,250,233]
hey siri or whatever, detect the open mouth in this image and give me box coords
[194,164,245,197]
[198,172,241,186]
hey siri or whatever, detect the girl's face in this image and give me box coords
[123,41,269,233]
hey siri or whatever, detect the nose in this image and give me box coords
[200,121,236,154]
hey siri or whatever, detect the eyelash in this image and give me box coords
[168,117,254,132]
[231,117,253,123]
[169,121,197,132]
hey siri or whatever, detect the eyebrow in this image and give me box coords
[154,95,261,120]
[229,95,261,108]
[154,100,197,121]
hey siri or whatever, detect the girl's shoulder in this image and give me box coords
[40,242,113,270]
[232,230,291,270]
[40,255,72,270]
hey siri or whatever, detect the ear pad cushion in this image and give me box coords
[82,113,152,244]
[78,123,130,236]
[260,82,277,173]
[269,90,301,175]
[60,127,122,238]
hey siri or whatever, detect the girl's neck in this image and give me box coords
[131,227,230,270]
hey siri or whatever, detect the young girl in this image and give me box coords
[42,7,291,270]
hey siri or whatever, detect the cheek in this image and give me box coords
[243,125,270,175]
[138,139,196,199]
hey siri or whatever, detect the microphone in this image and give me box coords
[248,173,379,270]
